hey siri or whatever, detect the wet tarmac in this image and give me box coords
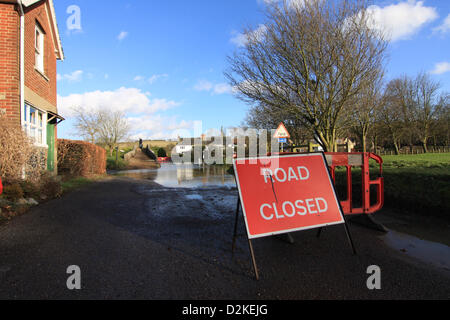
[114,164,450,276]
[0,164,449,299]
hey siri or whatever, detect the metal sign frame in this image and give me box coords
[232,152,356,280]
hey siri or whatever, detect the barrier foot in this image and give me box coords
[276,233,295,244]
[348,214,388,233]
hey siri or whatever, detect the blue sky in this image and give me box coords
[54,0,450,140]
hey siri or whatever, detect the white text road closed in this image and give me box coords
[260,198,328,220]
[261,166,310,183]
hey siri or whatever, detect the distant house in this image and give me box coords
[0,0,64,173]
[174,144,193,154]
[336,138,357,152]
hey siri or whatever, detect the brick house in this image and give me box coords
[0,0,64,173]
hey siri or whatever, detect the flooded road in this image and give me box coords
[112,163,236,189]
[1,168,449,299]
[381,231,450,271]
[110,163,450,275]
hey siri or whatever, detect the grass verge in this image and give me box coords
[61,175,107,193]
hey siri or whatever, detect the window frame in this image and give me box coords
[22,103,48,148]
[35,23,45,74]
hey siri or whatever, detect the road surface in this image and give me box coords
[0,176,449,299]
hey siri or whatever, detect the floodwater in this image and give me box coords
[381,230,450,272]
[112,163,450,273]
[112,163,236,188]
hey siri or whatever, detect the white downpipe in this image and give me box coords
[17,0,25,127]
[17,1,26,179]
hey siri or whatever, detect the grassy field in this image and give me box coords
[380,153,450,170]
[379,153,449,218]
[334,153,450,219]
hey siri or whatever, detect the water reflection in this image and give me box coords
[112,163,236,188]
[382,230,450,271]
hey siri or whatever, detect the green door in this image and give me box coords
[47,123,55,172]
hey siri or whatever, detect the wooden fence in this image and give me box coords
[377,146,450,156]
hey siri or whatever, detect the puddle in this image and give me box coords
[185,194,204,201]
[112,163,236,189]
[382,230,450,271]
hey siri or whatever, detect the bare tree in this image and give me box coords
[350,76,384,152]
[96,110,131,156]
[380,81,406,155]
[383,73,448,153]
[413,72,447,153]
[245,103,313,145]
[226,0,387,151]
[72,106,101,144]
[431,101,450,147]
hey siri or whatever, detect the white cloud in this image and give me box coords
[127,115,195,140]
[134,74,169,84]
[430,61,450,75]
[257,0,277,5]
[57,87,180,118]
[230,24,267,47]
[213,83,232,95]
[58,88,192,141]
[194,80,233,95]
[433,14,450,34]
[148,74,169,84]
[365,1,438,42]
[230,32,249,48]
[117,31,128,41]
[194,80,213,92]
[57,70,83,82]
[257,0,306,9]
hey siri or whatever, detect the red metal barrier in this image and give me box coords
[267,152,384,215]
[325,152,383,215]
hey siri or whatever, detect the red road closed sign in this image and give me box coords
[233,153,345,239]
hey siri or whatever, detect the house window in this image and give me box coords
[23,104,47,147]
[35,24,44,73]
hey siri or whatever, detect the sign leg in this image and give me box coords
[248,239,259,280]
[316,227,323,238]
[286,233,295,244]
[231,198,240,255]
[343,220,357,255]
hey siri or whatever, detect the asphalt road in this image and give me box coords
[0,177,449,299]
